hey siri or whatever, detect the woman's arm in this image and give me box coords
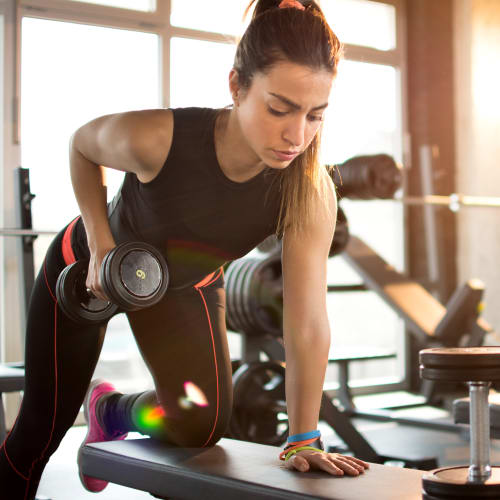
[281,174,368,475]
[68,109,173,299]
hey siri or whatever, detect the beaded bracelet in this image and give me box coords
[284,445,325,461]
[279,436,325,460]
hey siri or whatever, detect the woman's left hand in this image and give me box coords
[283,449,370,476]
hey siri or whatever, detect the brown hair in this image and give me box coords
[235,0,343,236]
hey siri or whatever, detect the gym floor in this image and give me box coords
[37,419,500,499]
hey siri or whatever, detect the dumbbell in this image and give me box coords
[419,347,500,499]
[56,241,169,324]
[257,206,350,257]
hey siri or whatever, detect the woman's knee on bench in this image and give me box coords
[132,388,232,447]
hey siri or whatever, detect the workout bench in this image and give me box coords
[79,437,425,500]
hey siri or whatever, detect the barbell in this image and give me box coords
[0,228,57,237]
[393,193,500,211]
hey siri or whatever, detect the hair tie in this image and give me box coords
[279,0,305,11]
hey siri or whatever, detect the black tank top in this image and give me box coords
[73,107,282,288]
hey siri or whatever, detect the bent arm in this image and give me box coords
[69,108,173,253]
[68,109,173,298]
[282,175,337,436]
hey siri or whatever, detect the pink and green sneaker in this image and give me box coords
[78,379,128,492]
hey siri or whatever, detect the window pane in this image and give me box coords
[323,0,396,51]
[21,17,160,393]
[170,37,235,108]
[323,60,399,164]
[323,58,404,382]
[322,60,402,266]
[171,0,250,36]
[68,0,156,12]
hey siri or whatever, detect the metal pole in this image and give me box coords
[468,381,492,481]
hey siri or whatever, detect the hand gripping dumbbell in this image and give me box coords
[419,347,500,499]
[56,241,169,324]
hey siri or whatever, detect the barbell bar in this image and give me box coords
[0,228,57,237]
[392,193,500,211]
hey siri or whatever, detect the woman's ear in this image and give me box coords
[229,69,241,107]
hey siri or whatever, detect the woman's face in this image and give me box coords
[232,61,334,169]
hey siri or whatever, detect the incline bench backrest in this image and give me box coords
[343,236,490,346]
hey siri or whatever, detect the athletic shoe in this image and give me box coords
[77,378,128,492]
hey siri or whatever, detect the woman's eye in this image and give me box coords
[308,115,324,122]
[268,107,287,117]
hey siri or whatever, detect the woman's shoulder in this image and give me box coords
[170,106,220,126]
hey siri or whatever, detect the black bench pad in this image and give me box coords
[80,438,424,500]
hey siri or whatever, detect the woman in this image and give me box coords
[0,0,369,497]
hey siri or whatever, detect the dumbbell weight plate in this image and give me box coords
[422,466,500,499]
[420,347,500,382]
[56,260,118,324]
[330,207,349,257]
[230,361,288,446]
[225,259,253,333]
[240,259,263,333]
[230,259,255,333]
[230,258,259,334]
[101,242,169,310]
[223,260,240,332]
[243,256,283,336]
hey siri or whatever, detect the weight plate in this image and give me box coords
[232,259,258,333]
[420,347,500,381]
[230,361,288,446]
[420,347,500,367]
[420,366,500,382]
[330,207,349,257]
[423,466,500,498]
[120,250,162,297]
[240,259,262,334]
[101,242,169,310]
[245,256,283,336]
[56,260,117,324]
[224,260,240,332]
[226,259,247,332]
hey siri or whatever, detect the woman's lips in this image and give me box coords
[273,150,300,161]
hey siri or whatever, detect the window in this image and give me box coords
[171,0,250,36]
[322,0,397,51]
[67,0,156,12]
[170,37,235,108]
[321,4,405,388]
[21,16,160,392]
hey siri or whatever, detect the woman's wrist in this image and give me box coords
[287,430,321,443]
[280,438,325,461]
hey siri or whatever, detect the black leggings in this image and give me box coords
[0,224,233,500]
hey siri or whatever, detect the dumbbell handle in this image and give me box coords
[468,381,492,481]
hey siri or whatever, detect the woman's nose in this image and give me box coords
[283,117,306,148]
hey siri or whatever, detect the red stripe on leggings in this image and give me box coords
[194,268,222,289]
[194,269,223,447]
[24,261,60,498]
[62,217,79,266]
[1,444,28,481]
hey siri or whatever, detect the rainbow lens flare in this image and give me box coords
[137,405,167,430]
[183,381,209,407]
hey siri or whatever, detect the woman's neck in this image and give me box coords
[214,108,267,183]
